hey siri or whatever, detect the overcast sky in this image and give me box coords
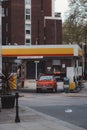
[55,0,69,21]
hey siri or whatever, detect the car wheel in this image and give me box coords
[36,88,40,93]
[52,88,57,93]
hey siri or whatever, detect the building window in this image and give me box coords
[26,15,30,20]
[26,9,30,14]
[26,9,30,20]
[25,24,31,30]
[26,39,30,43]
[26,30,30,34]
[26,0,31,4]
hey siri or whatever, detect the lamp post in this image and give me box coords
[15,92,20,123]
[14,60,21,123]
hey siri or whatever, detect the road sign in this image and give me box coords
[34,60,39,63]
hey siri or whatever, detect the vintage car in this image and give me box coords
[36,75,57,93]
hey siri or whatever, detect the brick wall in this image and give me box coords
[2,0,25,45]
[45,19,62,44]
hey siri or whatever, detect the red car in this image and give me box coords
[36,75,57,93]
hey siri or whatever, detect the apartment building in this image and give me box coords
[2,0,62,45]
[2,0,63,79]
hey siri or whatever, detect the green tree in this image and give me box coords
[62,0,87,45]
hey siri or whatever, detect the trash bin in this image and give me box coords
[63,77,70,93]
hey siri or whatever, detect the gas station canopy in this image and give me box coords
[2,45,82,57]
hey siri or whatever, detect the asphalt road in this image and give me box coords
[19,85,87,130]
[30,104,87,129]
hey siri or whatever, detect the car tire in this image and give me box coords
[52,88,57,93]
[36,88,40,93]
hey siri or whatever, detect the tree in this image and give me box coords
[68,0,87,25]
[62,0,87,45]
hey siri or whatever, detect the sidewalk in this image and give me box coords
[0,103,86,130]
[0,80,87,130]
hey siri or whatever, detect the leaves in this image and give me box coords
[63,0,87,45]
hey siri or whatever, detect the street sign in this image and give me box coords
[34,60,39,63]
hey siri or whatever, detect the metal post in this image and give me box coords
[84,30,87,79]
[15,64,20,122]
[34,60,39,79]
[76,59,78,80]
[35,62,38,80]
[82,43,85,78]
[15,92,20,123]
[84,44,86,79]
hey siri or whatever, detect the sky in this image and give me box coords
[55,0,69,21]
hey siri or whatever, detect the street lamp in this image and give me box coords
[14,60,21,123]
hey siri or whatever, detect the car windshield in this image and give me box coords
[39,75,53,81]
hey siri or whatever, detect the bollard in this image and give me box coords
[15,92,20,123]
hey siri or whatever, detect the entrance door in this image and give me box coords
[27,61,35,79]
[27,60,45,79]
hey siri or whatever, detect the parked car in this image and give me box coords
[36,75,57,93]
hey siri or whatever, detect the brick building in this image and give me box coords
[2,0,63,79]
[2,0,62,45]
